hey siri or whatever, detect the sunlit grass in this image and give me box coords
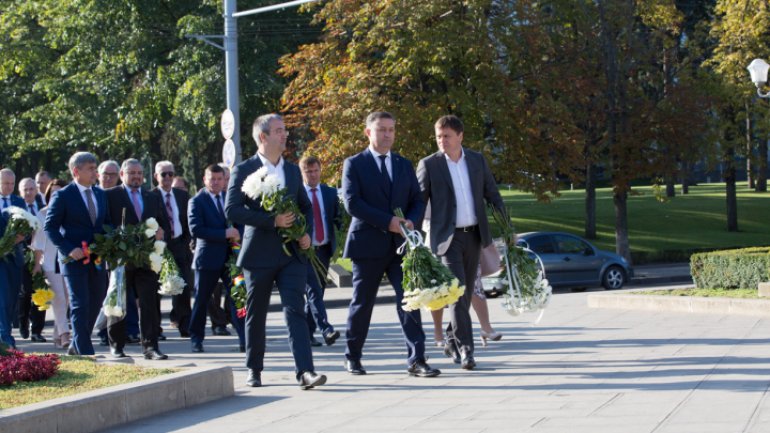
[0,355,176,409]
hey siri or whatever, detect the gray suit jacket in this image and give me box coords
[416,148,504,256]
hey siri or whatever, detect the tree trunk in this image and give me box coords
[665,176,675,197]
[725,146,739,232]
[756,137,767,192]
[585,163,597,239]
[614,190,632,263]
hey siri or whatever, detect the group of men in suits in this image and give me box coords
[0,168,28,348]
[223,110,502,389]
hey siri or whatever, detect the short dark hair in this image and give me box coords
[299,155,321,169]
[435,115,464,134]
[45,179,68,204]
[204,164,225,175]
[365,111,395,127]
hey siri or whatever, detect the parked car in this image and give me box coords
[515,232,633,290]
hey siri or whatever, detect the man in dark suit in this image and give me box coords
[104,158,169,360]
[152,161,193,338]
[17,178,46,342]
[188,164,244,353]
[0,168,27,348]
[417,115,505,370]
[34,171,51,208]
[341,111,439,378]
[225,113,326,390]
[44,153,109,355]
[299,155,341,347]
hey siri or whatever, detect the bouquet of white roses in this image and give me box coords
[241,166,327,285]
[157,248,186,296]
[0,206,39,257]
[491,207,552,318]
[103,265,126,318]
[396,208,464,311]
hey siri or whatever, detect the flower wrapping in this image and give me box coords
[157,250,186,296]
[0,206,39,257]
[491,207,552,318]
[26,250,54,311]
[395,208,464,311]
[103,265,127,318]
[227,242,247,314]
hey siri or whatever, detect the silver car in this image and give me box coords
[515,232,633,290]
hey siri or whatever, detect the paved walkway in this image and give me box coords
[13,264,770,433]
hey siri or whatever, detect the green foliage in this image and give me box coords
[690,247,770,289]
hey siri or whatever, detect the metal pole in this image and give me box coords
[224,0,242,163]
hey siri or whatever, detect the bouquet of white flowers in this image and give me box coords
[396,209,464,311]
[0,206,39,257]
[103,265,126,318]
[491,207,552,319]
[157,249,186,296]
[241,166,326,285]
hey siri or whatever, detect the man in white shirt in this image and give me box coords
[416,115,506,371]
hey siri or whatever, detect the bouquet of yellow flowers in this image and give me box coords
[26,251,54,311]
[396,209,464,311]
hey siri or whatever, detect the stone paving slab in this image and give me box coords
[54,284,763,433]
[588,292,770,316]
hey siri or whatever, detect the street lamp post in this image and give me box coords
[747,58,770,98]
[188,0,321,165]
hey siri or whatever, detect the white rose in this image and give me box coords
[144,228,156,238]
[154,240,166,254]
[149,252,163,273]
[145,217,159,231]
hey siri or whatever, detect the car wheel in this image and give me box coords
[602,266,625,290]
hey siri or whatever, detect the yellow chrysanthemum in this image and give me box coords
[31,288,55,311]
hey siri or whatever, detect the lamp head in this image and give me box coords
[748,58,770,88]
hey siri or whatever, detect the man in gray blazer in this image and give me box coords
[416,115,505,370]
[225,113,327,390]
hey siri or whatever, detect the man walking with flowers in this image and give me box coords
[341,111,440,378]
[104,159,170,360]
[44,153,108,355]
[416,115,506,370]
[225,113,326,390]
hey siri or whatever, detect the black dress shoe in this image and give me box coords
[143,349,168,360]
[298,371,327,390]
[192,342,204,353]
[461,354,476,370]
[19,328,29,339]
[158,333,167,341]
[213,326,231,336]
[126,335,141,345]
[99,334,109,346]
[30,333,47,343]
[67,346,78,356]
[180,330,191,338]
[323,330,340,346]
[344,359,367,375]
[407,360,441,377]
[110,347,127,358]
[443,344,461,364]
[309,336,323,347]
[246,369,262,387]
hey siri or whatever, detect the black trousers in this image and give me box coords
[108,267,161,351]
[18,268,46,335]
[167,238,193,332]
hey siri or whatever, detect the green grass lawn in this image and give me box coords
[0,356,176,409]
[500,182,770,262]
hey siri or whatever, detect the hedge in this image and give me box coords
[690,247,770,289]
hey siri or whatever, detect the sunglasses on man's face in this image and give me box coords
[160,172,175,178]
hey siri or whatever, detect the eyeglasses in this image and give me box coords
[160,172,175,178]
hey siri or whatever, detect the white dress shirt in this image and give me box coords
[257,153,286,188]
[444,149,477,228]
[74,181,98,215]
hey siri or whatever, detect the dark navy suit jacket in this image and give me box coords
[44,183,108,276]
[341,150,424,259]
[224,155,313,270]
[189,189,236,271]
